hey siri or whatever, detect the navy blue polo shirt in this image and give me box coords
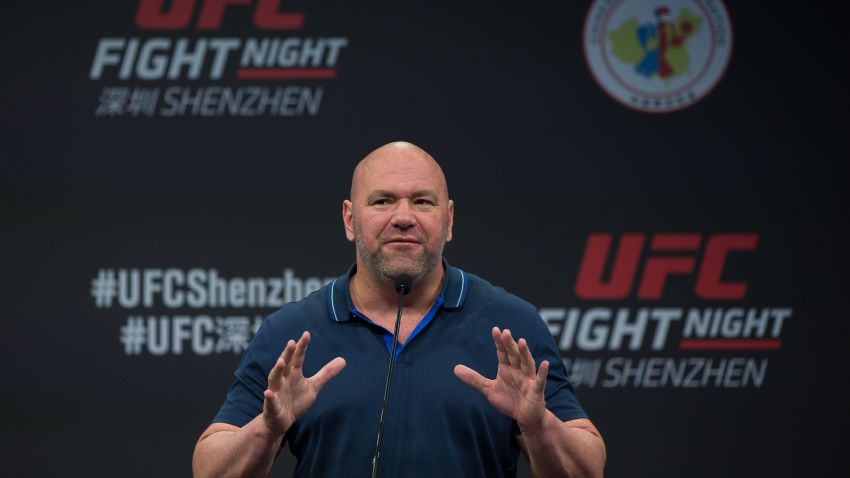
[213,260,586,477]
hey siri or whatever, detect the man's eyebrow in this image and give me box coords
[366,190,438,202]
[366,190,398,202]
[410,190,438,199]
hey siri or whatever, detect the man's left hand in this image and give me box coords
[454,327,549,432]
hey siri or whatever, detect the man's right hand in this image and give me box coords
[262,331,347,436]
[192,332,345,478]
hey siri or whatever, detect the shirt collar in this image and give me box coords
[327,258,468,322]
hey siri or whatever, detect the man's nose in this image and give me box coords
[391,199,416,229]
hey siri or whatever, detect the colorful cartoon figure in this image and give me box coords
[609,6,703,80]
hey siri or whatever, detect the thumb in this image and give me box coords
[454,364,489,393]
[311,357,347,391]
[263,389,281,417]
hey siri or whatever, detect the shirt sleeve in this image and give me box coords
[211,317,281,427]
[531,311,588,422]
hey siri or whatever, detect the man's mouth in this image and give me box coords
[384,238,421,245]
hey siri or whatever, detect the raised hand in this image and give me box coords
[262,331,346,436]
[454,327,549,431]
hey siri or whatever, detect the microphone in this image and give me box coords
[394,274,412,296]
[371,274,413,478]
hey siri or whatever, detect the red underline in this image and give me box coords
[236,68,337,79]
[679,339,782,351]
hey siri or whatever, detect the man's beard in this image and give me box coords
[353,221,446,283]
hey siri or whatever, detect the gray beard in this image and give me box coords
[354,222,446,284]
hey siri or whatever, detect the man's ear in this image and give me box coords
[446,199,454,242]
[343,199,355,242]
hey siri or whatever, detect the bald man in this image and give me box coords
[193,142,605,478]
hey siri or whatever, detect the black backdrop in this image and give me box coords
[3,0,849,476]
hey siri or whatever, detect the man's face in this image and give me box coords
[343,147,453,282]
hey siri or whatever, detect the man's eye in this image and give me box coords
[373,199,392,205]
[414,199,435,206]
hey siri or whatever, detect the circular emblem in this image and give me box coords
[583,0,733,113]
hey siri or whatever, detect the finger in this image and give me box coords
[267,357,286,392]
[310,357,347,392]
[454,364,490,393]
[492,327,509,365]
[263,389,281,417]
[291,331,311,370]
[517,338,536,377]
[502,329,521,368]
[533,360,549,396]
[281,339,297,376]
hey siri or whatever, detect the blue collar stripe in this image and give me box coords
[455,270,467,308]
[328,279,341,322]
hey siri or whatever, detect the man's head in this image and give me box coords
[343,142,454,285]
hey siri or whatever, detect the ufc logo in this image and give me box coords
[575,233,759,300]
[136,0,304,30]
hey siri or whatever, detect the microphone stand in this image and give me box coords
[371,275,412,478]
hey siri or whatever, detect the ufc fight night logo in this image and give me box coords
[541,232,792,389]
[90,0,348,117]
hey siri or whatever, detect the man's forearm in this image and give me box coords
[520,412,606,478]
[192,416,285,478]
